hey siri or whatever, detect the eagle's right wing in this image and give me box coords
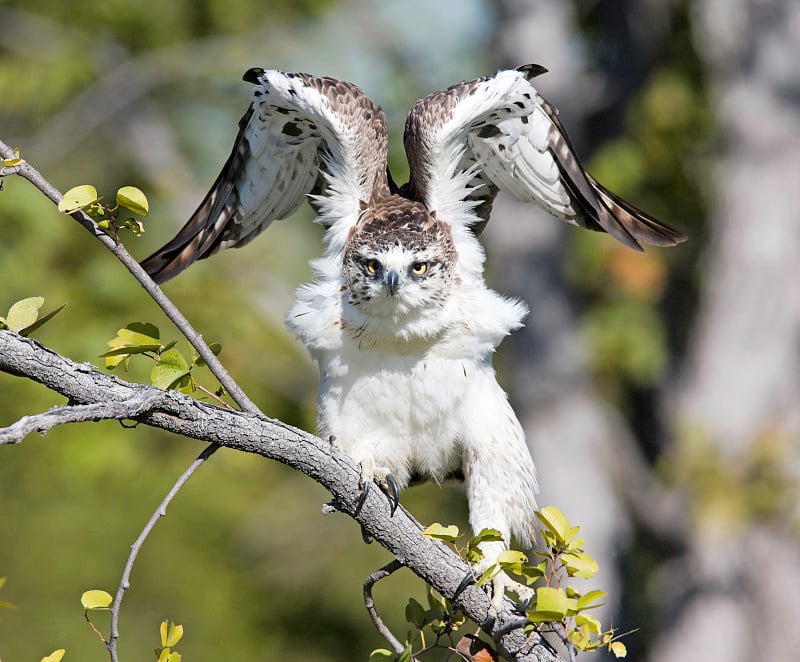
[141,69,389,283]
[403,65,686,252]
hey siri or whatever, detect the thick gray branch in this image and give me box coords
[0,330,561,662]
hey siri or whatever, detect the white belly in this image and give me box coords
[316,342,482,485]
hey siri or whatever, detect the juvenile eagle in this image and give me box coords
[142,65,685,599]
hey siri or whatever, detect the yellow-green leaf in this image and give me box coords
[562,550,600,579]
[497,549,528,575]
[421,523,459,542]
[58,185,99,213]
[151,349,190,390]
[163,622,184,647]
[81,589,112,609]
[576,613,602,634]
[116,186,149,216]
[535,505,574,545]
[5,297,44,332]
[40,649,66,662]
[577,589,607,610]
[369,650,395,661]
[102,323,162,358]
[3,148,25,167]
[529,586,569,621]
[610,641,628,658]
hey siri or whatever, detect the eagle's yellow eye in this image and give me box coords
[411,262,427,276]
[366,259,379,274]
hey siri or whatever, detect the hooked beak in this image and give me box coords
[385,268,400,296]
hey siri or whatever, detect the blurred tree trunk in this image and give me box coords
[488,0,637,644]
[653,1,800,661]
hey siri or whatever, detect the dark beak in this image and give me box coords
[385,269,400,295]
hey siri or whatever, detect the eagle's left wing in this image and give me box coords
[141,69,390,283]
[403,64,686,251]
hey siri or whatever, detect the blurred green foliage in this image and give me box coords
[0,1,710,660]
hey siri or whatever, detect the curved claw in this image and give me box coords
[355,479,371,516]
[452,570,476,601]
[360,524,373,544]
[385,473,400,516]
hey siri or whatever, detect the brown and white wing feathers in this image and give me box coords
[404,64,686,250]
[141,69,389,283]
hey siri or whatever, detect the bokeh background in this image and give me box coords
[1,0,798,660]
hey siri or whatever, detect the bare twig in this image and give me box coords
[364,559,407,655]
[0,395,163,444]
[107,443,220,662]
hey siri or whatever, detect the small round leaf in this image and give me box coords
[81,589,113,609]
[116,186,149,216]
[58,185,99,213]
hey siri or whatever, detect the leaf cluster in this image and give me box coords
[103,322,224,400]
[419,509,629,660]
[58,184,149,242]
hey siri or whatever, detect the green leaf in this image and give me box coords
[466,528,504,563]
[116,186,149,216]
[477,563,500,587]
[576,613,603,634]
[163,622,184,647]
[610,641,628,658]
[151,349,191,390]
[497,549,528,575]
[421,523,459,543]
[102,323,162,358]
[5,296,44,332]
[81,589,112,609]
[58,185,99,213]
[397,645,412,662]
[577,589,607,610]
[40,650,66,662]
[527,587,569,622]
[3,147,25,167]
[123,218,145,236]
[369,650,395,661]
[535,506,575,546]
[562,550,599,579]
[405,597,426,628]
[19,301,68,337]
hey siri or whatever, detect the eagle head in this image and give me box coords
[342,198,457,316]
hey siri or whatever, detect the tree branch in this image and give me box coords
[0,330,561,662]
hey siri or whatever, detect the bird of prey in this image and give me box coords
[141,64,685,599]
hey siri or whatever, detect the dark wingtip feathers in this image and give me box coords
[242,67,265,84]
[517,64,548,79]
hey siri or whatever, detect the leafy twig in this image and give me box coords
[0,138,260,416]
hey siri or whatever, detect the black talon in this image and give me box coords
[355,479,371,516]
[452,570,475,601]
[385,473,400,516]
[360,524,373,544]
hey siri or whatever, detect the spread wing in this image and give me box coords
[403,64,686,251]
[141,69,390,283]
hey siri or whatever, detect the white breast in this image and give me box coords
[286,260,528,486]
